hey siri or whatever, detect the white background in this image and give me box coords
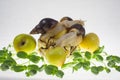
[0,0,120,80]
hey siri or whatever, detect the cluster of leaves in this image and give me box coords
[0,46,64,78]
[0,45,120,78]
[106,55,120,71]
[25,64,64,78]
[62,46,120,75]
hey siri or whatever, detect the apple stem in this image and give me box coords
[21,41,26,46]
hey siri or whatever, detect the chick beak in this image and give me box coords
[30,25,45,34]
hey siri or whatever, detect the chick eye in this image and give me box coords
[70,24,85,37]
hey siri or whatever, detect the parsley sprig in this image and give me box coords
[0,45,64,78]
[0,45,120,78]
[62,46,120,75]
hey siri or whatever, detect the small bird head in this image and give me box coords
[30,18,58,34]
[69,24,85,37]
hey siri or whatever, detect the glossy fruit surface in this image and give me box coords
[80,33,100,52]
[13,34,36,54]
[45,47,67,67]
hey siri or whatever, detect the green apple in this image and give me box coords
[13,34,36,54]
[45,47,67,67]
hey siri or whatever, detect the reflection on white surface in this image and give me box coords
[0,69,120,80]
[0,0,120,80]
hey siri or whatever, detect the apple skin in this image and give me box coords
[80,33,100,52]
[45,47,67,67]
[13,34,36,54]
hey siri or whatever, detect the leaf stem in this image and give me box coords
[20,61,30,65]
[90,61,96,66]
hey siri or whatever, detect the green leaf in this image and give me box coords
[3,57,16,67]
[73,51,83,62]
[0,63,9,71]
[113,56,120,63]
[39,64,47,72]
[40,57,44,62]
[73,62,82,71]
[85,51,91,59]
[56,70,64,78]
[73,57,83,62]
[28,55,41,63]
[0,56,16,71]
[73,51,82,58]
[30,52,38,55]
[105,67,111,73]
[62,62,75,68]
[45,65,58,75]
[99,46,104,52]
[95,55,103,61]
[106,55,113,61]
[26,70,37,77]
[2,47,8,52]
[0,57,6,63]
[12,65,27,72]
[98,66,104,72]
[0,50,7,57]
[27,64,39,71]
[106,55,120,63]
[3,60,14,67]
[91,66,99,75]
[93,46,104,55]
[83,61,90,70]
[115,66,120,72]
[8,51,12,56]
[17,51,28,59]
[107,60,115,68]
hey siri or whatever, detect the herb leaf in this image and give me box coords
[26,70,37,77]
[95,55,103,61]
[73,62,82,71]
[62,62,75,69]
[0,57,6,63]
[106,55,120,63]
[45,65,58,75]
[105,67,111,73]
[28,55,41,63]
[56,70,64,78]
[98,66,104,72]
[85,51,91,59]
[39,64,47,72]
[91,66,99,75]
[17,51,28,59]
[12,65,27,72]
[0,63,9,71]
[93,46,104,55]
[73,51,82,58]
[107,60,115,68]
[115,66,120,72]
[27,64,39,71]
[0,50,7,57]
[83,61,90,70]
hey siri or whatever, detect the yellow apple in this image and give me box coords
[80,33,100,52]
[13,34,36,54]
[45,47,67,67]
